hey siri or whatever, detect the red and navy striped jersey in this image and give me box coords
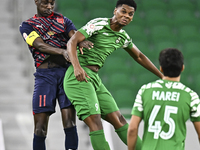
[19,12,76,67]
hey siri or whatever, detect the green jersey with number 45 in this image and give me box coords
[132,79,200,150]
[77,18,133,68]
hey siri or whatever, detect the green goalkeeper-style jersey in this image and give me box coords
[132,79,200,150]
[77,18,133,68]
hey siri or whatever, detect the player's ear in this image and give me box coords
[114,8,117,15]
[181,65,185,72]
[160,66,163,73]
[35,0,38,5]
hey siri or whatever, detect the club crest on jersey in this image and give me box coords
[47,31,56,36]
[116,37,121,44]
[57,18,64,24]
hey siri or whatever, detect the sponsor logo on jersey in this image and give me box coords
[47,31,56,36]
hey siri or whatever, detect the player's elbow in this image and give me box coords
[67,38,78,52]
[128,126,138,137]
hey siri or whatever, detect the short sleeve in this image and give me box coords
[64,17,77,35]
[131,85,146,118]
[78,18,108,39]
[190,91,200,122]
[19,22,40,46]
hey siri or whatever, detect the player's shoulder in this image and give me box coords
[140,79,163,90]
[19,21,33,32]
[183,85,199,99]
[87,17,109,26]
[81,18,109,35]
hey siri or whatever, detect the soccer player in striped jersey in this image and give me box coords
[19,0,92,150]
[63,0,163,149]
[128,48,200,150]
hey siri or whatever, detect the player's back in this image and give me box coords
[140,79,199,150]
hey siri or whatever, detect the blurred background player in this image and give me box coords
[19,0,92,150]
[128,48,200,150]
[63,0,164,149]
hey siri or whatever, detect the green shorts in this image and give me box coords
[63,65,119,121]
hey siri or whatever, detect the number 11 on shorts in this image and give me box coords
[39,95,46,107]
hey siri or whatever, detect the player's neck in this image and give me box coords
[162,76,180,82]
[110,18,123,32]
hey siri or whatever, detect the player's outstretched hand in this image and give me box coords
[74,66,90,82]
[78,40,94,54]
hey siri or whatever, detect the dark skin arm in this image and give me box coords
[67,31,90,82]
[32,30,93,61]
[67,31,163,82]
[125,43,163,79]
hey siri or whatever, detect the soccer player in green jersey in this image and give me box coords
[128,48,200,150]
[63,0,163,149]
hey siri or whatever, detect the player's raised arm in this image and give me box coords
[124,44,163,79]
[67,31,90,82]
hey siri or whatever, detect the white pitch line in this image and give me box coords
[0,119,5,150]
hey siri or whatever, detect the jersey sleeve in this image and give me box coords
[19,22,40,46]
[131,84,146,118]
[78,18,108,39]
[64,17,77,36]
[190,91,200,122]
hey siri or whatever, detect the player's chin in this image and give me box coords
[43,11,52,17]
[120,21,130,26]
[119,22,128,27]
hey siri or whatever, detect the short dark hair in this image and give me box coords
[159,48,184,77]
[116,0,137,11]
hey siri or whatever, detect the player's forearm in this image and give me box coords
[33,38,65,55]
[67,41,81,69]
[127,130,138,150]
[136,53,163,79]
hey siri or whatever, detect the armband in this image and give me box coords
[25,31,40,46]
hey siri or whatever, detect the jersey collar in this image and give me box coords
[33,12,54,19]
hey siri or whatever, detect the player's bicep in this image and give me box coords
[129,115,142,129]
[68,30,76,38]
[19,22,40,46]
[193,121,200,140]
[32,37,46,49]
[70,31,86,44]
[124,44,141,59]
[25,31,40,46]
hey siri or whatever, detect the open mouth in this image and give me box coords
[122,19,128,23]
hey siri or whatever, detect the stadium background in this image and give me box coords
[0,0,200,149]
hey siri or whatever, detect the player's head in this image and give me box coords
[159,48,184,77]
[113,0,137,26]
[116,0,137,11]
[34,0,55,17]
